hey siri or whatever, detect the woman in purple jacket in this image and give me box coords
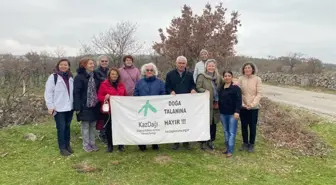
[119,55,141,96]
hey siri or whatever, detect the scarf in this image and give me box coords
[86,71,98,107]
[110,81,118,89]
[58,71,70,95]
[205,72,219,102]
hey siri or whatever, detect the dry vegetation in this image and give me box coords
[259,98,331,156]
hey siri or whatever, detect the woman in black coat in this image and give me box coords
[73,57,100,153]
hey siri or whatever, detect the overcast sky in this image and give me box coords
[0,0,335,63]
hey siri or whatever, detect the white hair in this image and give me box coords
[176,56,187,63]
[199,49,208,55]
[140,62,159,77]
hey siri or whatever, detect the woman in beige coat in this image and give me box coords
[196,59,223,150]
[238,62,262,153]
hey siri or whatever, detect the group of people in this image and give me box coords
[44,49,262,158]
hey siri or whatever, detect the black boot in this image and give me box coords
[248,144,255,153]
[66,146,74,154]
[152,145,159,150]
[118,145,125,152]
[107,145,113,153]
[200,142,206,150]
[239,143,249,151]
[207,141,214,150]
[172,143,180,150]
[139,145,147,151]
[60,149,72,156]
[183,142,191,150]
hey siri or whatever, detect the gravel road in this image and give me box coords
[263,84,336,117]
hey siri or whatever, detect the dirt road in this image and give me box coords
[263,85,336,117]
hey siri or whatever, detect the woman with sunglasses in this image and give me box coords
[133,62,166,151]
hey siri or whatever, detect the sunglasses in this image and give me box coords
[101,60,108,63]
[146,69,153,72]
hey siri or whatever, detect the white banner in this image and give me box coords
[110,93,210,145]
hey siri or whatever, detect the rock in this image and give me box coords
[24,133,37,141]
[234,71,336,90]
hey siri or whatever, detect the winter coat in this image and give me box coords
[44,73,74,112]
[97,79,127,114]
[196,73,223,124]
[133,77,166,96]
[94,66,109,85]
[165,69,196,94]
[218,82,242,115]
[193,60,206,82]
[73,67,100,122]
[119,65,141,96]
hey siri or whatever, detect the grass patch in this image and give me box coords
[1,109,336,184]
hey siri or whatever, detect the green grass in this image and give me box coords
[1,119,336,185]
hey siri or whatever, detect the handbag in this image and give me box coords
[102,100,110,114]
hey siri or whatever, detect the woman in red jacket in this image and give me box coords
[97,68,127,152]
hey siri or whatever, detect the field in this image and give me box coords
[1,104,336,185]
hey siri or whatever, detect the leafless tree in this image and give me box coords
[278,52,304,73]
[82,21,143,67]
[54,47,67,59]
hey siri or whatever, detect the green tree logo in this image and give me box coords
[138,100,157,116]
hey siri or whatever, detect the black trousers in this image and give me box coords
[210,122,217,141]
[240,109,259,145]
[103,115,123,148]
[138,145,158,150]
[200,117,217,143]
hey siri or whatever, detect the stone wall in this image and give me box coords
[233,72,336,90]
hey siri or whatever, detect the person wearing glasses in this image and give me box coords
[94,55,110,145]
[95,55,110,83]
[133,62,166,151]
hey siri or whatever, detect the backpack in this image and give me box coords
[53,73,58,85]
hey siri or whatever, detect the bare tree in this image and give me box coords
[278,52,304,73]
[54,46,67,59]
[82,21,143,66]
[305,57,323,73]
[0,56,46,127]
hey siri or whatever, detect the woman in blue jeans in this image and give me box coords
[44,59,74,156]
[218,71,242,157]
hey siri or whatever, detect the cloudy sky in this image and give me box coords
[0,0,335,63]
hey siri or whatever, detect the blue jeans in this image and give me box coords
[54,111,74,150]
[220,114,238,153]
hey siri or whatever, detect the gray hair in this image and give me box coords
[199,49,208,55]
[205,59,220,76]
[96,55,108,65]
[140,62,159,77]
[176,56,187,63]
